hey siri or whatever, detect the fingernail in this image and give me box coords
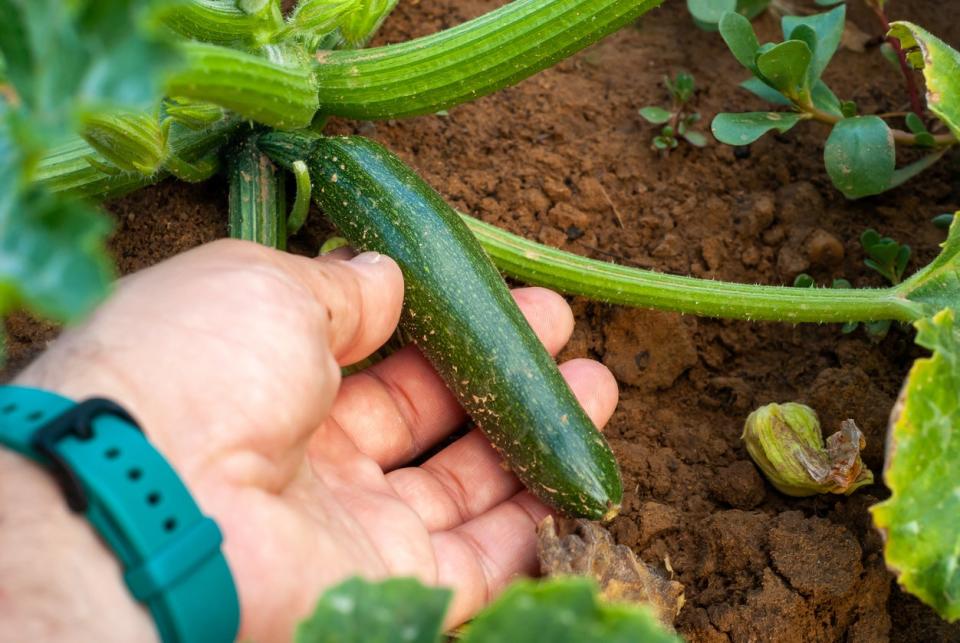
[351,251,382,265]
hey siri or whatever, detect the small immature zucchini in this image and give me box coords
[260,132,622,520]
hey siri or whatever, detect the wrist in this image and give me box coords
[0,447,157,642]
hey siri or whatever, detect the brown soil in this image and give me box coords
[5,0,960,640]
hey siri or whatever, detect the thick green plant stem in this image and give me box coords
[35,117,240,199]
[313,0,664,119]
[463,215,924,323]
[228,135,287,249]
[160,0,283,47]
[167,41,319,130]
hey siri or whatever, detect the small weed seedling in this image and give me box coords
[710,5,960,198]
[795,228,912,337]
[639,72,707,151]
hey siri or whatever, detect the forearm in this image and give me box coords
[0,448,157,642]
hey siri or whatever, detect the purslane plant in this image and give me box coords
[638,72,708,151]
[3,0,960,621]
[711,6,959,199]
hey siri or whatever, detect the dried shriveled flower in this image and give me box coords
[742,402,874,497]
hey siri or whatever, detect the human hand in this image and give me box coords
[6,240,618,642]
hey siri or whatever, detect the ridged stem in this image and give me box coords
[462,215,924,323]
[313,0,664,119]
[228,135,287,249]
[167,41,319,130]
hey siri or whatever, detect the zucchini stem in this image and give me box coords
[462,215,924,324]
[313,0,664,120]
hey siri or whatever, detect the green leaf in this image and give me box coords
[860,227,910,285]
[871,308,960,621]
[295,577,450,643]
[788,24,819,88]
[719,11,761,72]
[0,188,113,321]
[889,22,960,140]
[756,40,813,103]
[812,80,843,117]
[711,111,805,145]
[933,213,955,230]
[782,5,846,81]
[898,213,960,317]
[736,0,770,20]
[0,0,182,148]
[683,130,708,147]
[823,116,895,199]
[793,273,815,288]
[460,578,681,643]
[639,106,672,124]
[687,0,736,26]
[0,113,113,323]
[740,77,791,106]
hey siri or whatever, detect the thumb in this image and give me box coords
[284,250,405,366]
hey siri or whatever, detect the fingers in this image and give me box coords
[431,491,551,628]
[279,250,405,366]
[324,287,576,469]
[386,359,618,532]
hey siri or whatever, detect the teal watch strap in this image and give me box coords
[0,386,239,643]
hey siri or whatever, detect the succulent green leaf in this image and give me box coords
[295,577,450,643]
[933,213,955,230]
[719,11,761,72]
[823,116,895,199]
[793,273,815,288]
[687,0,736,27]
[639,106,672,124]
[811,80,843,117]
[683,130,708,147]
[871,308,960,621]
[736,0,770,20]
[756,40,813,103]
[460,578,680,643]
[889,22,960,140]
[740,77,791,106]
[782,5,845,81]
[898,214,960,317]
[711,111,805,145]
[787,24,819,87]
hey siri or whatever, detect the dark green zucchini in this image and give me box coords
[259,132,622,520]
